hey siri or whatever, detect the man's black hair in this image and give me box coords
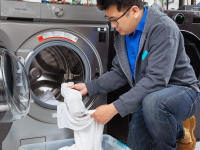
[97,0,144,11]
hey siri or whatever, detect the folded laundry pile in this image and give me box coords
[57,82,104,150]
[38,90,61,105]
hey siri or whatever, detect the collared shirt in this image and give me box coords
[125,7,148,78]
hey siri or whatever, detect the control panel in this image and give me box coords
[174,13,185,25]
[54,7,64,17]
[0,1,107,23]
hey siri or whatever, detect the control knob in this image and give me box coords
[55,7,64,17]
[174,13,185,25]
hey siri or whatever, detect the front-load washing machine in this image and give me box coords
[165,7,200,141]
[0,2,109,149]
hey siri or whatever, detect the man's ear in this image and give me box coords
[130,6,140,19]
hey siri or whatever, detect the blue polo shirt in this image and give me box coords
[125,7,147,78]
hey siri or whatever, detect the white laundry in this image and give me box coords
[61,83,87,117]
[39,90,61,105]
[57,82,104,150]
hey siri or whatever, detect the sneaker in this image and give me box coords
[177,116,196,150]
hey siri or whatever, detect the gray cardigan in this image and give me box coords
[85,3,200,117]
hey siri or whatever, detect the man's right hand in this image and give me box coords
[68,83,88,96]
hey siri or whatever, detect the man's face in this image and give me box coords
[105,5,140,35]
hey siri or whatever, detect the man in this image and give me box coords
[69,0,200,149]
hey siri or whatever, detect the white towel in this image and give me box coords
[39,90,61,105]
[57,83,104,150]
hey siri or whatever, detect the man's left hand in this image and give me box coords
[90,103,118,125]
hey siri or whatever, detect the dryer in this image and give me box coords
[165,7,200,141]
[0,1,109,150]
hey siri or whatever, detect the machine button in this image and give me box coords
[54,7,64,17]
[174,13,185,25]
[95,72,99,78]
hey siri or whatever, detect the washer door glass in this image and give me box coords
[0,49,30,122]
[26,43,89,110]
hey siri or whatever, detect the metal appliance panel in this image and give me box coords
[1,1,40,20]
[165,10,200,38]
[40,4,106,23]
[0,29,15,53]
[0,3,108,149]
[3,115,73,150]
[1,21,109,74]
[165,10,200,140]
[0,21,108,73]
[0,123,12,149]
[0,21,108,149]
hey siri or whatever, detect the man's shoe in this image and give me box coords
[177,116,196,150]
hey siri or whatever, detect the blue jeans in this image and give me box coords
[127,85,200,150]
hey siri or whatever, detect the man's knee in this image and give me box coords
[142,95,154,115]
[142,91,167,116]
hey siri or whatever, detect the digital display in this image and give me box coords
[193,18,200,23]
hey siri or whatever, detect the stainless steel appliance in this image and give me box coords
[165,6,200,140]
[0,1,109,149]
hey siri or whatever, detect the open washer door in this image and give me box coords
[0,49,31,122]
[0,29,31,123]
[0,30,30,123]
[0,29,31,148]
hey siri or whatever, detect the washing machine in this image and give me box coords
[0,1,109,149]
[165,6,200,141]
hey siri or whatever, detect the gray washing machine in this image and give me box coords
[165,6,200,141]
[0,1,109,150]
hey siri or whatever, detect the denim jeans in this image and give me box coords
[127,85,200,150]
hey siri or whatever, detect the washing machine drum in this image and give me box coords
[26,44,88,110]
[0,49,30,123]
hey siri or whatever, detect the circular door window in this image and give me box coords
[25,41,90,110]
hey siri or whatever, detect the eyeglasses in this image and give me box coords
[105,6,132,25]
